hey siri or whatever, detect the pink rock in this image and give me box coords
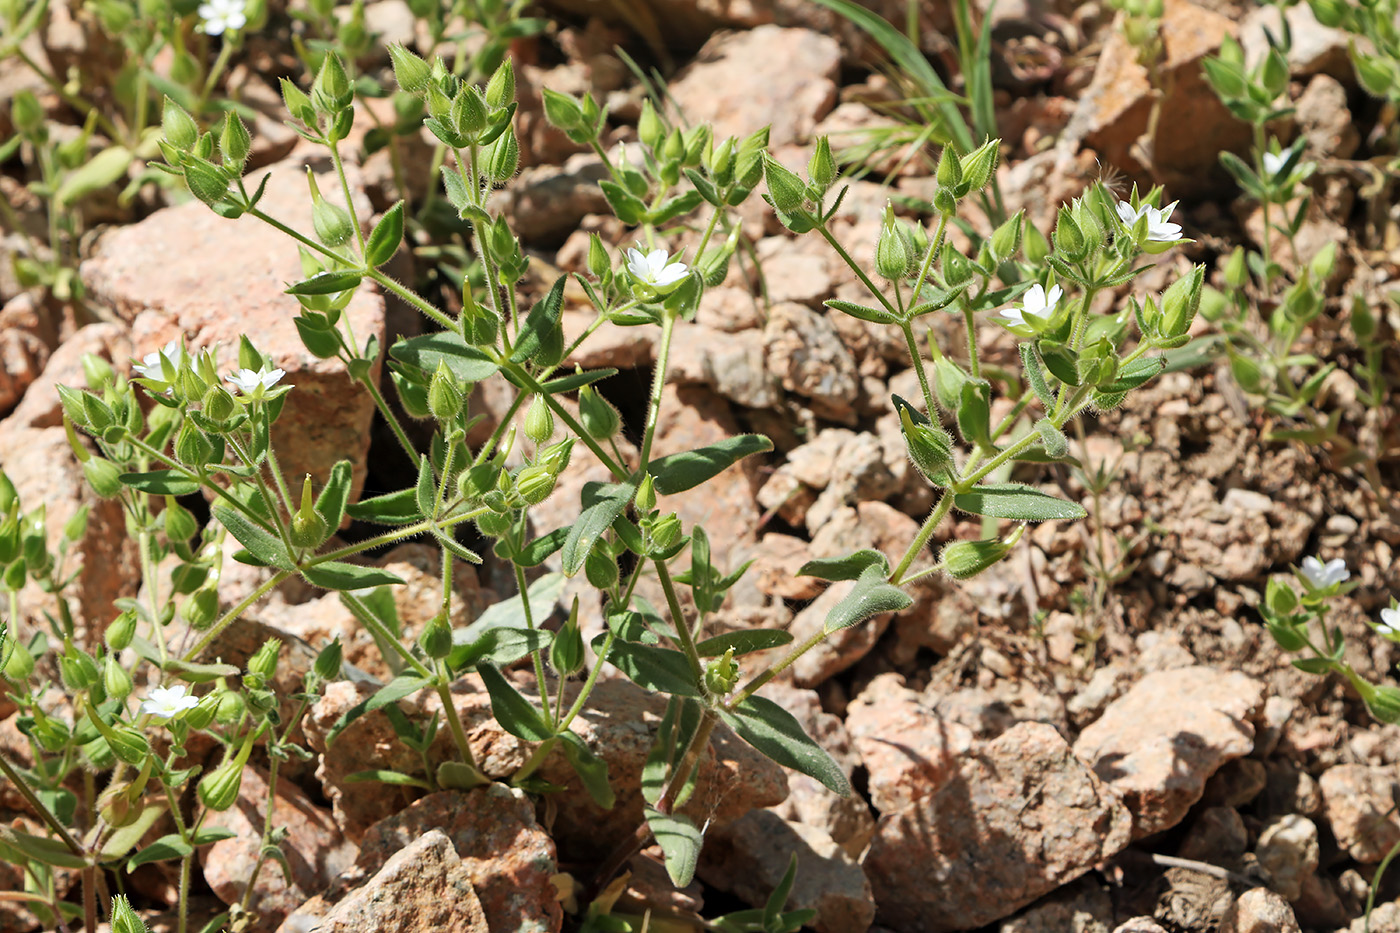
[1219,888,1301,933]
[6,321,129,428]
[1319,764,1400,863]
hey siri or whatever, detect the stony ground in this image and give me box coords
[3,0,1400,932]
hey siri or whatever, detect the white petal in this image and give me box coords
[1045,284,1063,308]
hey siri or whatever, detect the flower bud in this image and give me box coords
[484,58,515,109]
[703,647,739,696]
[203,385,238,423]
[162,97,198,151]
[989,210,1023,261]
[246,638,280,683]
[104,655,134,701]
[932,187,957,216]
[312,52,354,114]
[183,585,219,630]
[649,513,683,551]
[635,473,656,513]
[199,733,255,811]
[515,464,557,505]
[3,635,34,681]
[1264,577,1299,615]
[875,207,913,281]
[82,456,123,499]
[183,693,218,730]
[60,641,99,692]
[1366,684,1400,724]
[462,294,498,346]
[1351,295,1376,342]
[281,77,316,125]
[111,895,149,933]
[1223,246,1248,289]
[11,90,43,137]
[314,638,343,682]
[215,687,245,725]
[388,43,432,93]
[220,112,251,168]
[475,509,513,538]
[289,475,329,549]
[524,394,554,444]
[1310,0,1346,26]
[586,234,611,279]
[578,385,622,439]
[898,403,954,485]
[942,525,1023,579]
[311,192,355,249]
[1259,47,1289,100]
[0,471,15,515]
[550,598,585,677]
[763,154,806,215]
[935,145,962,190]
[418,612,452,659]
[807,136,837,193]
[708,136,735,185]
[1160,264,1204,339]
[1053,205,1086,261]
[106,609,138,651]
[428,362,464,422]
[483,128,520,183]
[638,99,664,151]
[958,138,1000,192]
[942,245,974,287]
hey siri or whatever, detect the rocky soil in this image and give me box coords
[3,0,1400,931]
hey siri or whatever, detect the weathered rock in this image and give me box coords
[1295,74,1360,160]
[6,320,129,429]
[1000,877,1114,933]
[865,721,1132,932]
[0,292,58,417]
[1178,806,1248,864]
[490,153,610,244]
[201,766,358,933]
[1219,888,1301,933]
[80,156,385,500]
[668,321,781,409]
[1072,666,1264,838]
[1344,901,1400,933]
[668,26,839,148]
[1255,814,1319,902]
[788,577,893,688]
[1063,0,1250,197]
[1111,920,1169,933]
[306,830,488,933]
[756,236,835,307]
[1319,764,1400,863]
[1201,757,1268,808]
[699,810,874,933]
[1239,2,1350,80]
[763,302,860,425]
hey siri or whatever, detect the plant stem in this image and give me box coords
[963,304,981,378]
[900,321,937,416]
[435,666,484,775]
[181,571,292,663]
[368,269,457,332]
[637,309,677,472]
[514,563,552,724]
[654,559,703,685]
[817,224,899,317]
[501,362,629,481]
[890,490,955,584]
[0,752,83,854]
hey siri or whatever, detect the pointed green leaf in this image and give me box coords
[647,434,773,495]
[391,332,500,382]
[301,561,406,591]
[823,564,913,633]
[509,275,567,364]
[694,629,793,657]
[561,729,615,810]
[719,694,851,796]
[646,809,703,887]
[478,663,553,741]
[561,482,635,576]
[952,483,1087,521]
[212,504,293,570]
[324,674,432,746]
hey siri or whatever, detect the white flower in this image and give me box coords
[1000,283,1063,328]
[198,0,247,35]
[1299,556,1349,590]
[1379,607,1400,636]
[1115,199,1183,243]
[1261,151,1288,178]
[226,366,287,396]
[132,341,182,381]
[625,247,688,289]
[140,684,199,719]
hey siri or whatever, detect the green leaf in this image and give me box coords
[952,483,1087,521]
[286,270,364,295]
[796,549,890,581]
[824,297,900,325]
[478,663,553,741]
[189,827,237,846]
[509,275,567,364]
[314,460,353,533]
[212,504,293,570]
[433,528,481,565]
[1291,657,1334,675]
[646,809,703,887]
[364,200,404,267]
[540,367,618,393]
[391,331,500,383]
[1094,355,1165,394]
[561,730,615,810]
[515,527,570,567]
[162,659,240,683]
[126,834,192,871]
[599,179,647,224]
[98,801,164,861]
[648,434,773,495]
[719,695,851,796]
[324,674,432,746]
[343,769,432,789]
[448,627,551,672]
[1020,342,1055,409]
[562,482,635,576]
[765,854,800,929]
[345,487,421,524]
[301,561,406,591]
[593,633,701,696]
[694,629,793,657]
[56,145,132,205]
[0,828,88,869]
[118,470,201,496]
[824,564,913,633]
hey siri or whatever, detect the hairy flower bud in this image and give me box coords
[484,58,515,109]
[162,97,198,152]
[524,394,554,445]
[104,655,134,701]
[897,403,953,486]
[246,638,281,683]
[388,43,432,93]
[578,385,621,440]
[83,456,123,499]
[942,525,1023,579]
[418,612,452,659]
[515,464,557,506]
[875,207,912,281]
[199,733,255,811]
[427,362,464,422]
[550,599,585,677]
[807,136,836,193]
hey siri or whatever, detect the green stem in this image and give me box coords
[340,591,433,678]
[890,490,955,585]
[637,310,677,472]
[435,668,484,774]
[727,627,827,709]
[501,362,629,481]
[198,38,238,110]
[558,631,616,733]
[368,269,457,332]
[180,571,292,663]
[900,321,937,416]
[963,303,980,379]
[817,224,899,317]
[910,213,951,303]
[355,365,417,463]
[15,47,122,141]
[654,560,703,686]
[514,563,552,724]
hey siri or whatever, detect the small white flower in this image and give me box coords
[1261,151,1288,178]
[198,0,247,35]
[132,341,182,381]
[1116,199,1183,243]
[1000,283,1063,328]
[226,366,287,396]
[140,684,199,719]
[1299,556,1349,590]
[1379,607,1400,636]
[625,247,688,289]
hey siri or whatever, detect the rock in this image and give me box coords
[1063,0,1251,197]
[560,308,654,370]
[490,153,610,244]
[5,320,129,429]
[1178,806,1248,864]
[1000,877,1114,933]
[80,155,385,501]
[1072,666,1264,838]
[305,830,488,933]
[355,788,558,933]
[756,236,835,306]
[1293,872,1349,930]
[1219,888,1301,933]
[668,26,839,148]
[1319,764,1400,863]
[1239,2,1350,80]
[749,534,825,601]
[1112,920,1169,933]
[764,302,860,425]
[1295,74,1360,160]
[668,321,781,409]
[1254,814,1319,902]
[0,293,57,417]
[1344,902,1400,933]
[201,766,358,933]
[1201,757,1268,808]
[865,722,1132,932]
[788,578,891,688]
[699,810,874,933]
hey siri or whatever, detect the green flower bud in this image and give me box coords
[898,403,954,486]
[1053,205,1086,261]
[215,687,245,725]
[638,99,664,151]
[649,513,682,551]
[184,693,218,731]
[550,598,585,677]
[203,384,238,423]
[60,642,99,692]
[484,58,515,109]
[3,635,34,681]
[281,78,316,125]
[183,156,231,206]
[452,85,488,139]
[1160,264,1204,338]
[543,87,587,132]
[0,470,15,514]
[246,637,280,683]
[290,474,329,549]
[483,127,520,183]
[388,43,432,93]
[475,509,513,538]
[82,456,123,498]
[515,464,557,505]
[683,123,710,168]
[1310,0,1346,26]
[162,96,198,152]
[418,612,452,659]
[311,193,355,249]
[104,655,134,701]
[989,210,1024,261]
[1259,48,1289,100]
[312,52,354,114]
[82,353,115,389]
[220,112,251,168]
[958,138,1000,192]
[182,585,219,630]
[428,362,464,422]
[875,206,913,281]
[578,384,621,439]
[935,145,963,189]
[932,187,958,216]
[199,733,255,811]
[111,895,150,933]
[942,525,1023,579]
[106,609,138,651]
[314,638,343,682]
[1223,246,1248,289]
[524,394,554,445]
[703,647,739,696]
[807,136,836,193]
[1366,684,1400,724]
[1352,295,1376,342]
[708,137,735,185]
[636,473,656,513]
[0,515,17,565]
[763,154,807,215]
[1264,577,1299,615]
[1309,241,1337,282]
[11,90,43,137]
[586,234,611,279]
[942,245,974,287]
[537,437,574,475]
